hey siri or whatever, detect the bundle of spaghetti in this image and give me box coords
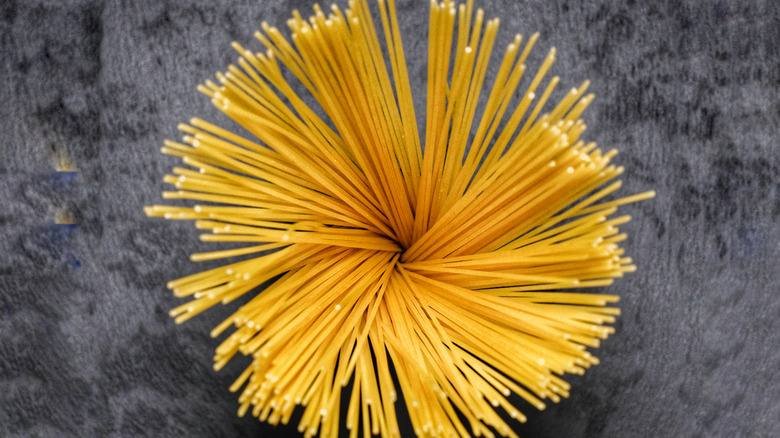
[146,0,654,437]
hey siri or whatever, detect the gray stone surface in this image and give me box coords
[1,0,778,436]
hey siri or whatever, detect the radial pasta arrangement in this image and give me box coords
[146,0,654,437]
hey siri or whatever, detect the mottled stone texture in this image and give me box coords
[1,0,778,437]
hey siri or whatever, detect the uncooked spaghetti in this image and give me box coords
[146,0,654,437]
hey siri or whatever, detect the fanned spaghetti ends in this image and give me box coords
[145,0,654,437]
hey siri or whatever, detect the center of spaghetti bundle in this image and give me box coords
[145,1,654,437]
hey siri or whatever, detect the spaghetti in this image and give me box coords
[146,0,654,437]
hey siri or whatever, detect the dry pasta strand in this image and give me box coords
[147,1,654,437]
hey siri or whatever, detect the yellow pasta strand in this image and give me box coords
[146,1,654,437]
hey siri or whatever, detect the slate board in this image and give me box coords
[1,0,778,437]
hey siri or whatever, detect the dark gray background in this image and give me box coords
[1,0,778,436]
